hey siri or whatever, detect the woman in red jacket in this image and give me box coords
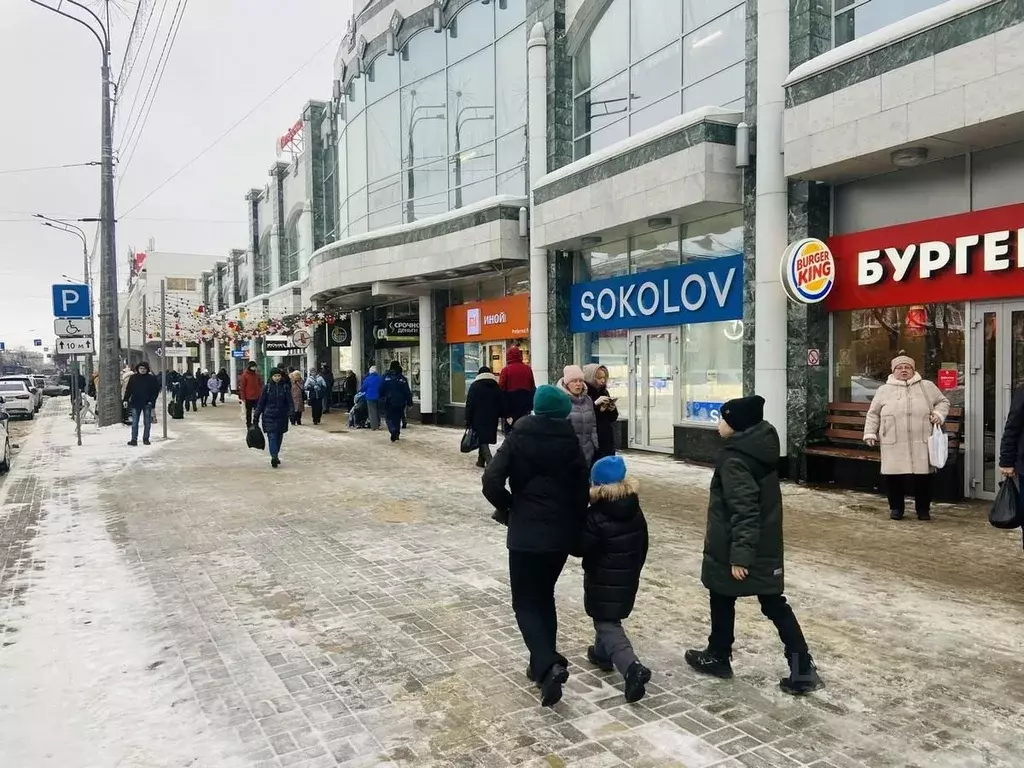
[499,345,536,433]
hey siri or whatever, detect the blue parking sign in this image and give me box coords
[52,284,91,318]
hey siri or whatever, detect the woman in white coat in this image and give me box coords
[863,353,950,521]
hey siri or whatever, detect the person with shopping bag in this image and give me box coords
[863,353,950,521]
[996,385,1024,532]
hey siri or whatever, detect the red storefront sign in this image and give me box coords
[824,202,1024,312]
[937,369,958,390]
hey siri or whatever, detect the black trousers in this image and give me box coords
[885,473,932,515]
[509,550,568,680]
[708,591,809,660]
[310,398,323,424]
[245,399,258,428]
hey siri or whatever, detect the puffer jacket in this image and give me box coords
[702,420,784,598]
[999,386,1024,477]
[580,478,648,621]
[557,378,599,464]
[238,369,263,401]
[499,346,535,425]
[864,373,950,476]
[254,379,293,435]
[482,414,590,553]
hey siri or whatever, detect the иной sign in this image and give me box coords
[446,294,530,344]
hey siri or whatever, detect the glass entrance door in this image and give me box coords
[971,302,1024,499]
[628,330,679,452]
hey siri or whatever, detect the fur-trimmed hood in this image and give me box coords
[589,476,639,504]
[474,372,499,384]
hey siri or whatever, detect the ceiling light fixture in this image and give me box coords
[891,147,928,168]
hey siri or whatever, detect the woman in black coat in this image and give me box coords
[584,364,618,459]
[482,385,590,708]
[465,366,503,468]
[217,368,230,403]
[254,367,294,468]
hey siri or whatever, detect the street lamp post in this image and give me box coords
[38,216,94,379]
[28,0,119,427]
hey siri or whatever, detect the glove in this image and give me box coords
[491,508,510,526]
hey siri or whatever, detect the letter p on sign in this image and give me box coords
[51,283,91,318]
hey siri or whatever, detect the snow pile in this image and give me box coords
[0,415,244,767]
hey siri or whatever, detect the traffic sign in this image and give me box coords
[158,347,196,357]
[231,349,245,358]
[33,339,42,347]
[51,284,91,318]
[54,337,94,354]
[54,318,93,337]
[0,342,5,351]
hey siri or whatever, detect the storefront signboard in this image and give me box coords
[825,202,1024,312]
[265,335,304,357]
[328,316,352,347]
[373,317,419,348]
[570,255,743,333]
[781,238,835,304]
[445,295,530,344]
[685,400,723,423]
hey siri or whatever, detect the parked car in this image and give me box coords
[0,375,42,412]
[0,400,11,473]
[43,376,71,397]
[0,381,34,419]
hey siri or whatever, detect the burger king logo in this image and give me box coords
[781,238,835,304]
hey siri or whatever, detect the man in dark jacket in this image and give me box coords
[999,385,1024,482]
[499,345,535,434]
[217,368,231,403]
[380,361,413,442]
[238,362,264,429]
[181,370,198,411]
[320,363,335,413]
[465,366,502,468]
[483,385,590,708]
[581,455,651,703]
[123,361,161,446]
[685,395,823,696]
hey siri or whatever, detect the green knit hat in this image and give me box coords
[533,384,571,419]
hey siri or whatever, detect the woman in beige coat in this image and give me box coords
[289,371,305,426]
[863,353,950,521]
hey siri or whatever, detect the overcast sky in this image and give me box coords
[0,0,350,352]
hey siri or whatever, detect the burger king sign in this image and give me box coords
[781,238,835,304]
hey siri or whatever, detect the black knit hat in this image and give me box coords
[720,395,765,433]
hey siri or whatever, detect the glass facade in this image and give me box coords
[833,0,946,47]
[572,0,745,159]
[831,304,966,408]
[336,0,527,237]
[254,235,271,296]
[282,217,301,284]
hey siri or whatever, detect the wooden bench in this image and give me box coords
[804,402,965,500]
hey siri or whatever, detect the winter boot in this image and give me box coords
[779,653,823,696]
[889,509,904,520]
[127,440,138,447]
[917,510,932,521]
[586,646,614,672]
[540,663,569,707]
[624,660,652,703]
[684,648,734,679]
[271,457,280,468]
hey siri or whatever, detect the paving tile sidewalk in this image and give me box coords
[1,402,1023,767]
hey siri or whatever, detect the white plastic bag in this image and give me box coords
[928,423,948,469]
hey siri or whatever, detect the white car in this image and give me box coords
[0,402,11,473]
[0,381,35,419]
[0,375,42,412]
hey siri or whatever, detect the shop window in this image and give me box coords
[833,0,946,47]
[581,332,631,406]
[832,304,966,407]
[680,320,744,424]
[630,226,680,274]
[581,239,629,281]
[681,211,743,262]
[165,277,197,292]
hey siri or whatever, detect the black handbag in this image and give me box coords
[989,480,1022,530]
[246,426,266,451]
[460,427,479,453]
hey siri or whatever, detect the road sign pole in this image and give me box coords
[72,360,82,447]
[161,280,168,440]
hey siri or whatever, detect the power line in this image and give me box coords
[116,0,159,117]
[115,0,170,154]
[118,31,341,219]
[115,0,147,98]
[0,162,100,175]
[117,0,188,190]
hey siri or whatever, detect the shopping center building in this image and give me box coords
[195,0,1024,500]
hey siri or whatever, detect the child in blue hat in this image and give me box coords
[580,455,652,702]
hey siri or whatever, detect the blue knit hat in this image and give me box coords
[591,455,627,486]
[533,384,571,419]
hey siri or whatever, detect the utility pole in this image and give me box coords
[160,280,168,439]
[29,0,118,426]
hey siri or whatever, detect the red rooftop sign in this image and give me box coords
[824,202,1024,312]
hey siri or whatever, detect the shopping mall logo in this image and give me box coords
[781,238,835,304]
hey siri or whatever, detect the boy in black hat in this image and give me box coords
[684,395,823,695]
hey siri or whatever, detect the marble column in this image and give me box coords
[418,295,434,421]
[350,310,366,375]
[754,0,790,455]
[199,341,208,374]
[432,290,451,419]
[741,0,758,397]
[213,339,222,376]
[547,252,574,379]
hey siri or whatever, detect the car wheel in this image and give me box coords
[0,440,9,473]
[26,413,34,421]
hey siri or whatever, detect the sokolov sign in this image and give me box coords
[824,202,1024,312]
[570,255,743,333]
